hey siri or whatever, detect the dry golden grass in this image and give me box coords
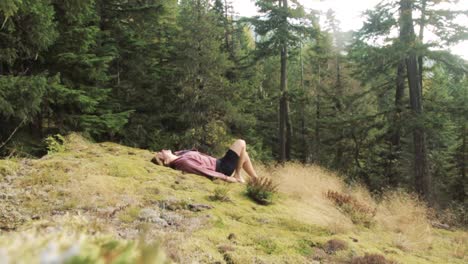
[451,232,468,260]
[256,162,353,232]
[256,162,437,251]
[375,190,433,251]
[257,163,468,263]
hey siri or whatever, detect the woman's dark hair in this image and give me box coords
[151,155,164,166]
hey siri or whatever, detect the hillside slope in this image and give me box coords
[0,134,466,263]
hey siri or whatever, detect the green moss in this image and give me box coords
[118,206,141,223]
[19,160,72,186]
[275,217,330,234]
[209,186,232,202]
[295,239,317,256]
[213,216,226,228]
[255,236,279,255]
[106,156,149,178]
[225,211,243,221]
[0,159,19,177]
[0,134,467,264]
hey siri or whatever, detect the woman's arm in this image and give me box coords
[174,149,191,156]
[173,158,237,182]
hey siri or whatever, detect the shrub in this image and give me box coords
[245,176,278,205]
[326,190,375,227]
[209,186,231,202]
[323,239,347,254]
[434,201,468,228]
[44,134,66,154]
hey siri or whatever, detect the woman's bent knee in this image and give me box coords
[236,139,246,147]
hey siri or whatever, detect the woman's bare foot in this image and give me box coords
[224,176,239,183]
[233,173,245,183]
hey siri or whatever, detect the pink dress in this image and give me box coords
[169,151,227,179]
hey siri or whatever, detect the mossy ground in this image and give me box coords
[0,134,466,263]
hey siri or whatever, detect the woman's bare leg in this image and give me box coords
[229,139,258,182]
[241,151,258,179]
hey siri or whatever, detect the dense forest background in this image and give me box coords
[0,0,466,212]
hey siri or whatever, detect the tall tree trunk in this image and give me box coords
[279,0,291,162]
[279,45,290,162]
[454,122,466,202]
[334,53,343,169]
[300,40,307,163]
[279,90,286,161]
[400,0,431,202]
[314,64,321,163]
[388,60,406,186]
[285,97,292,160]
[418,0,426,89]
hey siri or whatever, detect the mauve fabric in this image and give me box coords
[169,151,226,178]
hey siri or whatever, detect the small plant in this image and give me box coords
[323,239,347,254]
[44,134,66,154]
[118,206,141,223]
[209,186,231,202]
[326,190,376,227]
[245,176,278,205]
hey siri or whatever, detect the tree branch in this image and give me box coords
[0,117,27,150]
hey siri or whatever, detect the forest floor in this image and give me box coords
[0,134,466,263]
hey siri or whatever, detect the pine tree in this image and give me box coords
[0,0,57,151]
[40,0,119,139]
[352,0,467,201]
[168,0,242,154]
[96,0,178,147]
[250,0,312,162]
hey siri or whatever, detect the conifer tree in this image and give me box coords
[0,0,57,149]
[352,0,467,201]
[250,0,312,162]
[170,0,240,154]
[96,0,178,147]
[41,0,131,140]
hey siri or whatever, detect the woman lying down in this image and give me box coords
[152,139,258,183]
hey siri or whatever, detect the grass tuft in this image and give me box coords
[326,190,376,227]
[209,186,232,202]
[451,233,467,259]
[375,190,433,251]
[118,206,141,223]
[245,176,278,205]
